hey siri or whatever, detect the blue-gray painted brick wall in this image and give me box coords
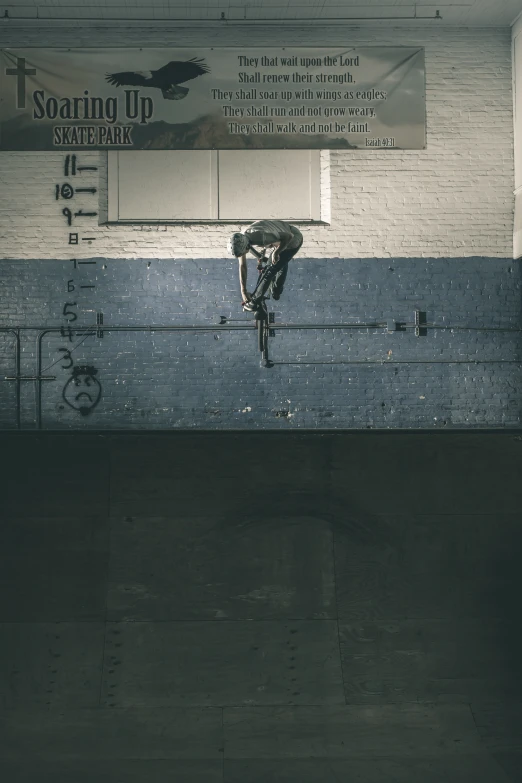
[0,256,521,430]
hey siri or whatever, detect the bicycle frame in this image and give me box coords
[250,259,271,300]
[248,245,266,261]
[242,245,275,367]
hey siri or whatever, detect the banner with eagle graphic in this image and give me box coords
[0,48,426,150]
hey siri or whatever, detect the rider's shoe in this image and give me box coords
[272,292,280,300]
[243,300,259,312]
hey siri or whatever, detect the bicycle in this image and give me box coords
[241,246,274,367]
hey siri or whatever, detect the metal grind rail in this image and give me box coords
[0,308,519,429]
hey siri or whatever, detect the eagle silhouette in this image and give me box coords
[105,57,210,100]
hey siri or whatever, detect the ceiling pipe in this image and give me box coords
[1,9,443,24]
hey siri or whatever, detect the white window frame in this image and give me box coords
[107,150,328,224]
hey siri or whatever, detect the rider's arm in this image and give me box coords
[271,231,293,264]
[238,254,248,300]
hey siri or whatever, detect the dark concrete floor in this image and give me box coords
[1,431,521,782]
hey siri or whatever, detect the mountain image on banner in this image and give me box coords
[0,112,359,150]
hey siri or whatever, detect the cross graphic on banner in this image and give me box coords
[5,57,36,109]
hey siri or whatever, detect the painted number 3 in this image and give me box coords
[58,348,73,369]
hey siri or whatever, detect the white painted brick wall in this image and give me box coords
[0,26,514,259]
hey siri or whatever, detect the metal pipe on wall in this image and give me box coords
[0,318,518,429]
[0,328,21,430]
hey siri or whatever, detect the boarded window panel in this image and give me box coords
[109,151,218,220]
[217,150,320,221]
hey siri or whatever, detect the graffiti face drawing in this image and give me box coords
[62,365,102,416]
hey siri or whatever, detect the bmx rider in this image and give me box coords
[227,219,303,312]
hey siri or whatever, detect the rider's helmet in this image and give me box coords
[227,232,250,257]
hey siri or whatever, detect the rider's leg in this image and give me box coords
[250,257,286,303]
[259,241,302,301]
[270,263,289,300]
[247,240,302,309]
